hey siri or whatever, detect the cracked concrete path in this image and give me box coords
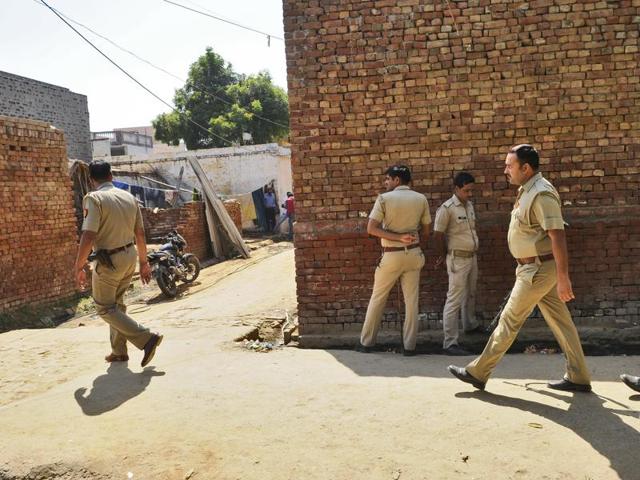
[1,246,639,479]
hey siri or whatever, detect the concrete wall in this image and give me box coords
[0,116,78,313]
[0,71,91,161]
[283,0,640,345]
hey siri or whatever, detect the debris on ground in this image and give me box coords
[184,468,195,479]
[243,339,280,352]
[462,455,469,463]
[524,344,558,354]
[528,422,543,429]
[392,469,402,479]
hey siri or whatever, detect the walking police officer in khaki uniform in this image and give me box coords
[74,160,163,367]
[449,145,591,392]
[433,172,482,356]
[359,165,431,355]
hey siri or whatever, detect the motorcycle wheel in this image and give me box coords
[182,255,201,283]
[156,266,178,298]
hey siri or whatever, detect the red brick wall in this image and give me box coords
[141,202,212,261]
[0,116,78,312]
[223,200,243,233]
[283,1,640,339]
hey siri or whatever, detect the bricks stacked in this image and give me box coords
[141,202,212,261]
[0,116,78,313]
[283,1,640,341]
[223,199,243,233]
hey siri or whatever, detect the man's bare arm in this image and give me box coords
[75,231,96,273]
[548,229,575,302]
[135,226,152,284]
[432,230,447,267]
[74,231,96,289]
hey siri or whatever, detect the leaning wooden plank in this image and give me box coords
[204,198,224,258]
[188,157,251,258]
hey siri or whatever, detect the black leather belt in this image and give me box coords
[516,253,554,265]
[106,242,134,255]
[383,244,420,252]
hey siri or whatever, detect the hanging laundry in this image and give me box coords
[130,185,146,206]
[236,192,257,228]
[164,190,179,206]
[144,187,166,208]
[251,188,268,232]
[113,180,129,191]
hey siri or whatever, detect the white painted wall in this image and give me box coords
[108,144,292,230]
[91,138,111,157]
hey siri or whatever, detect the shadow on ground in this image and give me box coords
[456,387,640,480]
[74,363,165,416]
[325,348,638,383]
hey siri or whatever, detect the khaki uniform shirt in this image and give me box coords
[433,195,479,253]
[369,185,431,247]
[507,172,564,259]
[82,182,144,250]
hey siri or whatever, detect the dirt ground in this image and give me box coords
[1,244,638,480]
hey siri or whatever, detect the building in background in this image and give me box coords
[0,70,91,161]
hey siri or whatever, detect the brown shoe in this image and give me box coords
[141,334,163,367]
[105,353,129,363]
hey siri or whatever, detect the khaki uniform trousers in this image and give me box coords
[92,245,152,355]
[361,248,425,351]
[443,254,479,349]
[466,259,591,385]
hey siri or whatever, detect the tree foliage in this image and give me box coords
[152,47,289,149]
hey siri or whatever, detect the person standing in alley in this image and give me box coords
[74,160,163,367]
[358,165,431,356]
[433,172,483,356]
[264,186,278,233]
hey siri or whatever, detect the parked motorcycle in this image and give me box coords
[147,230,200,298]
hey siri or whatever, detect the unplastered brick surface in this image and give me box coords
[0,116,78,312]
[141,201,212,261]
[283,0,640,338]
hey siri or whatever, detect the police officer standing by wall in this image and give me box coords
[448,145,591,392]
[359,165,431,355]
[74,160,163,367]
[433,172,482,356]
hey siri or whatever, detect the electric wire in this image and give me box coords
[161,0,284,42]
[31,0,289,130]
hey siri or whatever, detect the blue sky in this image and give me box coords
[0,0,288,131]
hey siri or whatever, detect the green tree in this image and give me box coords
[152,48,289,149]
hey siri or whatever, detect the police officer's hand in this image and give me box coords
[139,261,152,284]
[399,233,418,244]
[75,267,88,291]
[435,255,445,268]
[557,276,575,302]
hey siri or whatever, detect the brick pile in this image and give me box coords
[223,199,243,233]
[283,1,640,342]
[142,202,212,261]
[0,116,78,312]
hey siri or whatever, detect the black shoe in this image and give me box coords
[547,378,592,393]
[620,374,640,393]
[464,325,485,335]
[448,365,485,391]
[141,334,163,367]
[356,343,374,353]
[443,345,471,356]
[402,348,417,357]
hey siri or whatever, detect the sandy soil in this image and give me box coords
[1,245,638,480]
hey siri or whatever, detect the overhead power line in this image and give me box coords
[32,0,289,130]
[38,0,238,148]
[161,0,284,43]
